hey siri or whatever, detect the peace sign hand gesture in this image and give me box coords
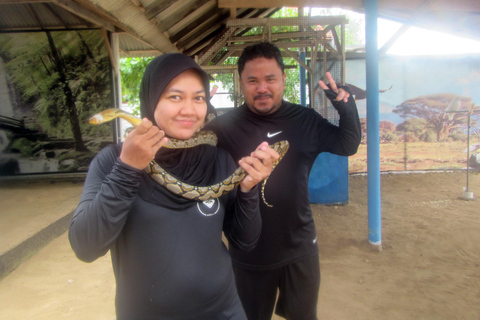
[318,72,351,103]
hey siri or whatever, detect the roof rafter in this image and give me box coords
[80,0,179,53]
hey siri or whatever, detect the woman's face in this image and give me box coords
[154,69,208,140]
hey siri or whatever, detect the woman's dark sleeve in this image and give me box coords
[222,163,262,252]
[68,146,142,262]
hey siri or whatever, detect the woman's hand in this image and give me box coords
[120,118,168,169]
[238,141,280,193]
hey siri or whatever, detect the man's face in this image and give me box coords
[240,57,286,115]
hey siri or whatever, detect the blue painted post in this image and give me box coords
[365,0,382,246]
[299,49,306,106]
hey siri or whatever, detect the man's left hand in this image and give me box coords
[238,142,280,193]
[318,72,350,103]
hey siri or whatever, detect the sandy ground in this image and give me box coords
[0,179,83,255]
[0,171,479,320]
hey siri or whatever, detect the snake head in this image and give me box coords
[89,113,105,125]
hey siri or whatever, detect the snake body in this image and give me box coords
[89,108,289,206]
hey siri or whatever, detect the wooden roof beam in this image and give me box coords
[154,0,200,33]
[176,9,229,51]
[80,0,179,53]
[218,0,362,11]
[167,0,217,36]
[144,0,178,20]
[51,0,117,32]
[226,16,347,28]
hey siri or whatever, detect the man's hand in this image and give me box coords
[238,142,280,193]
[120,118,168,169]
[318,72,350,103]
[210,85,218,98]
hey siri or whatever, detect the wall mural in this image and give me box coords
[345,55,480,173]
[0,30,114,176]
[1,33,478,176]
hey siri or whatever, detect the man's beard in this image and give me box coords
[251,98,281,115]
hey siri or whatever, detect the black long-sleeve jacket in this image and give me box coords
[69,143,261,319]
[206,90,361,270]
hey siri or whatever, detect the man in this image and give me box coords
[206,42,361,320]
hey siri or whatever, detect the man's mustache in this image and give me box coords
[254,94,273,100]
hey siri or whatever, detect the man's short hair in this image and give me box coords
[238,42,285,77]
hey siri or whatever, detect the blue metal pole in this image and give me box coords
[299,49,306,106]
[365,0,382,246]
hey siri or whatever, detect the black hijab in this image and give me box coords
[139,53,216,124]
[138,53,220,207]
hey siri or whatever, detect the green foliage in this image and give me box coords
[211,71,236,103]
[380,120,397,133]
[421,130,437,143]
[379,120,398,143]
[9,137,34,156]
[397,118,429,140]
[117,7,364,109]
[0,30,113,140]
[271,7,298,18]
[308,8,365,46]
[283,58,300,104]
[120,57,154,115]
[448,131,467,142]
[381,131,398,143]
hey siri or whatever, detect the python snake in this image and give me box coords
[89,108,289,206]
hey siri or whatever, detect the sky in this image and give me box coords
[309,7,480,56]
[377,19,480,56]
[212,7,480,109]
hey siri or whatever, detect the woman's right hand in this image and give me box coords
[120,118,168,169]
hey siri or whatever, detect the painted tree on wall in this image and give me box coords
[396,118,429,142]
[0,30,112,151]
[393,93,474,141]
[45,31,87,151]
[359,118,398,143]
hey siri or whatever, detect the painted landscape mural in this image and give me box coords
[0,30,114,175]
[0,31,479,177]
[345,55,480,173]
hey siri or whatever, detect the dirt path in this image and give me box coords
[0,171,479,319]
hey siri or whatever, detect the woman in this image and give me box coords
[69,53,278,319]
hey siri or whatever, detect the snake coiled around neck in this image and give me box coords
[89,108,289,206]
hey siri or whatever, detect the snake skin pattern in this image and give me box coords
[89,108,289,206]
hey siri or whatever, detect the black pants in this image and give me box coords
[233,254,320,320]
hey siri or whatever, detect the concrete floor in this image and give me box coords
[0,175,279,320]
[0,176,119,320]
[0,176,85,279]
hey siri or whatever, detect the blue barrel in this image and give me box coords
[308,153,349,204]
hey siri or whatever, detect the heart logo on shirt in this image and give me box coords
[203,199,215,208]
[197,199,220,216]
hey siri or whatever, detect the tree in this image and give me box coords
[119,7,364,111]
[120,57,154,115]
[45,31,87,151]
[0,30,112,150]
[396,118,429,142]
[210,7,301,104]
[379,120,398,143]
[210,7,363,106]
[359,119,398,143]
[308,7,365,46]
[393,93,473,141]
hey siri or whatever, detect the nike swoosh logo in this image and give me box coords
[267,131,282,138]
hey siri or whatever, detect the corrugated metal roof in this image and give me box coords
[1,0,479,63]
[0,3,93,31]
